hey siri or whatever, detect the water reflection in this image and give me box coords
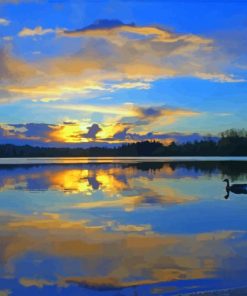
[1,161,246,191]
[0,160,247,296]
[0,163,199,210]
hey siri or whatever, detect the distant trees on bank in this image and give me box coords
[0,129,246,157]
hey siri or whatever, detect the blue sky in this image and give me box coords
[0,0,247,146]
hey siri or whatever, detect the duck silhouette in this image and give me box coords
[223,178,247,199]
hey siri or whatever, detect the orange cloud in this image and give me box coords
[18,26,55,37]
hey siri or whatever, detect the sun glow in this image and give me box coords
[48,123,87,143]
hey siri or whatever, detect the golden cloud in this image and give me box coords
[19,278,54,288]
[18,26,55,37]
[0,20,244,104]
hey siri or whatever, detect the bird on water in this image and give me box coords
[223,178,247,199]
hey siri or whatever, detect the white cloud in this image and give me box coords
[18,26,55,37]
[0,18,10,26]
[2,36,13,41]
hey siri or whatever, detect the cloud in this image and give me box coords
[2,36,13,41]
[0,49,107,103]
[111,81,151,90]
[19,278,54,288]
[61,20,245,83]
[51,104,133,116]
[0,102,201,145]
[110,129,204,144]
[63,19,210,46]
[131,105,198,126]
[53,103,198,121]
[111,223,152,233]
[0,125,202,147]
[0,122,69,145]
[0,19,245,104]
[0,114,203,148]
[194,72,246,83]
[18,26,55,37]
[0,0,36,3]
[47,104,199,143]
[64,19,135,35]
[82,123,102,139]
[0,18,10,26]
[0,48,37,83]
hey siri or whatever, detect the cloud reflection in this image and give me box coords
[0,211,246,292]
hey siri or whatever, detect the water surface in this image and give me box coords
[0,159,247,295]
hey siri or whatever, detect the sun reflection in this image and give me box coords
[0,164,197,207]
[48,169,93,195]
[96,169,129,195]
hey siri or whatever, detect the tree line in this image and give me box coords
[0,129,246,157]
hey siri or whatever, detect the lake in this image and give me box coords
[0,158,247,296]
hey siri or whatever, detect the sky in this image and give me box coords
[0,0,247,147]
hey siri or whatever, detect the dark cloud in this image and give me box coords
[12,123,55,137]
[111,129,207,143]
[112,127,130,140]
[119,105,198,127]
[64,19,135,36]
[133,106,164,125]
[138,106,162,117]
[63,121,77,125]
[0,123,56,146]
[83,123,102,139]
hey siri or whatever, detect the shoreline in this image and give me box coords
[0,156,247,165]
